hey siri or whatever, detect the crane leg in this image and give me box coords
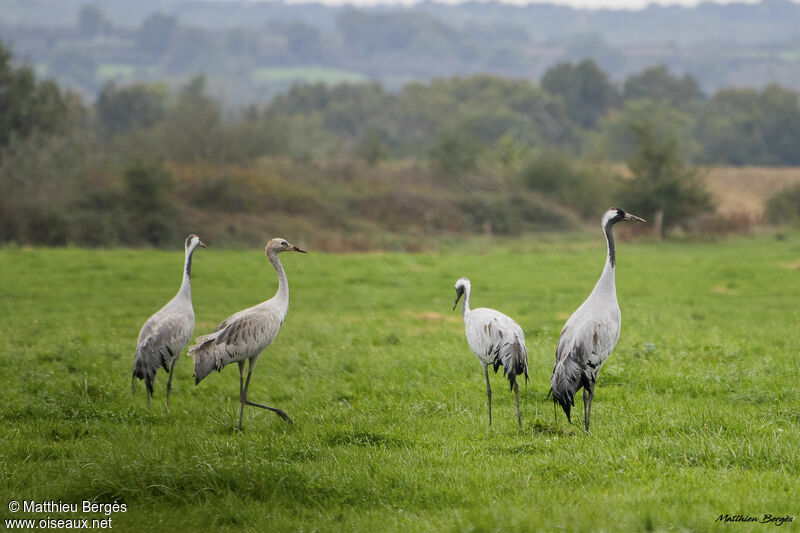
[514,381,522,432]
[238,359,292,430]
[165,361,176,412]
[583,385,594,434]
[553,398,558,426]
[485,367,492,428]
[237,361,246,431]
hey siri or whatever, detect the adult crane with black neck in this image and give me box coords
[550,208,644,433]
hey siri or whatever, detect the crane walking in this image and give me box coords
[453,277,529,430]
[133,234,207,410]
[550,207,644,433]
[189,238,306,430]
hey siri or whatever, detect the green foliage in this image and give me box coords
[623,65,704,110]
[160,76,223,162]
[519,151,615,219]
[428,126,482,178]
[0,129,104,245]
[1,238,799,529]
[122,160,178,246]
[765,183,800,225]
[336,9,458,56]
[8,0,800,114]
[0,42,81,150]
[592,98,699,162]
[96,82,167,137]
[621,121,712,237]
[697,85,800,165]
[358,128,387,166]
[541,59,619,128]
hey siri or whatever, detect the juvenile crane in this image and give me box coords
[133,234,207,409]
[189,238,306,430]
[453,278,529,430]
[550,207,644,433]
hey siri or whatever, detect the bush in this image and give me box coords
[518,151,615,219]
[459,191,578,234]
[122,161,179,246]
[620,120,712,237]
[765,183,800,225]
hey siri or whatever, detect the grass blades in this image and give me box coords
[1,234,799,531]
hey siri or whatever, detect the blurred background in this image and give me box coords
[2,0,800,251]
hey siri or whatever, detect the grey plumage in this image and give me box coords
[453,277,529,430]
[188,237,306,430]
[550,208,644,433]
[132,234,206,409]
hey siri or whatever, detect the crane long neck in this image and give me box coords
[595,221,617,296]
[178,245,195,298]
[268,250,289,314]
[605,221,616,269]
[461,284,472,320]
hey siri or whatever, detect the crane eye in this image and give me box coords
[281,241,288,246]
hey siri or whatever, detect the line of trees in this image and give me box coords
[2,42,798,248]
[5,0,800,104]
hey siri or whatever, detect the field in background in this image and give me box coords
[1,235,798,531]
[251,66,368,85]
[705,166,800,219]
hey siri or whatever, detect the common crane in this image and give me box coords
[550,208,644,433]
[189,238,306,430]
[133,234,206,410]
[453,277,529,430]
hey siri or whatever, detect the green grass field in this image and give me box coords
[1,235,799,531]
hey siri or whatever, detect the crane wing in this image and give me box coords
[466,309,528,389]
[137,309,194,372]
[190,306,284,383]
[550,308,621,419]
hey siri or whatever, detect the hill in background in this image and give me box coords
[2,0,800,104]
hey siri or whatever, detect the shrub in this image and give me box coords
[518,151,615,219]
[765,183,800,225]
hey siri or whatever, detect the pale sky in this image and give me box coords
[284,0,765,9]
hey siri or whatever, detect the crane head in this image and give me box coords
[185,234,207,249]
[453,277,469,310]
[266,237,307,255]
[603,208,646,228]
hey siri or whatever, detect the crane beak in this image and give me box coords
[292,245,307,253]
[198,240,208,248]
[624,213,646,223]
[453,290,463,311]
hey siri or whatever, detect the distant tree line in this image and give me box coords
[1,42,798,248]
[4,1,800,105]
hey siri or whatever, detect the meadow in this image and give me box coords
[1,233,799,531]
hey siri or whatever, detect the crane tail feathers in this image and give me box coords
[189,336,222,385]
[492,338,529,391]
[132,347,157,399]
[550,346,584,421]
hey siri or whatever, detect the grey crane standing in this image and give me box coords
[133,234,207,410]
[453,278,529,430]
[189,238,306,430]
[550,208,644,433]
